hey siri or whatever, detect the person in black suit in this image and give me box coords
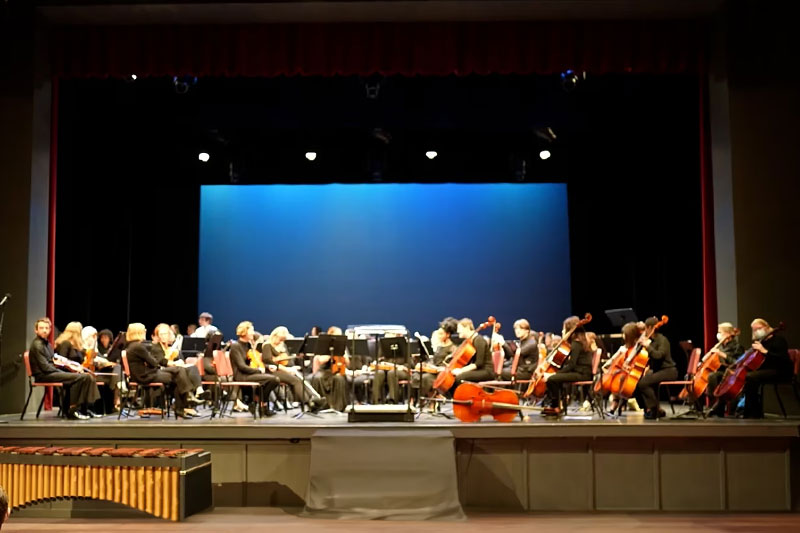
[124,323,196,418]
[27,317,100,419]
[451,318,495,387]
[228,321,279,416]
[501,319,541,381]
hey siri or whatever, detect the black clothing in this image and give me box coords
[636,366,678,410]
[741,334,792,417]
[413,343,453,396]
[502,335,540,375]
[28,336,99,408]
[126,341,194,412]
[470,334,492,373]
[151,343,203,389]
[228,341,279,403]
[758,334,792,373]
[719,338,745,367]
[56,341,84,364]
[545,340,593,407]
[644,333,674,372]
[311,370,349,411]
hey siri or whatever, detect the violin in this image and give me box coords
[248,343,266,371]
[433,316,495,394]
[81,348,96,370]
[679,328,739,401]
[368,361,405,373]
[714,322,785,402]
[451,382,536,422]
[164,334,183,362]
[54,353,91,374]
[598,315,668,398]
[524,313,592,398]
[330,355,348,376]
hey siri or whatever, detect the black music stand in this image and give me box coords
[348,337,371,412]
[605,308,638,328]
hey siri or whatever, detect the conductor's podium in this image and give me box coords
[0,446,212,521]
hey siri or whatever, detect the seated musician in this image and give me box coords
[451,318,494,387]
[151,323,206,399]
[191,311,219,339]
[28,317,101,420]
[371,331,411,404]
[82,325,124,412]
[228,321,279,416]
[263,326,322,408]
[707,322,745,416]
[125,323,198,418]
[500,319,539,381]
[413,317,457,398]
[634,316,677,420]
[542,316,593,416]
[311,326,349,411]
[54,321,86,364]
[741,318,792,419]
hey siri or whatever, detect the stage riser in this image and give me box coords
[4,436,798,514]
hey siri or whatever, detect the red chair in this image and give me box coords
[769,348,800,418]
[657,347,702,415]
[118,350,166,420]
[215,350,264,419]
[20,351,66,420]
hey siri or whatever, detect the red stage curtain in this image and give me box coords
[51,21,705,79]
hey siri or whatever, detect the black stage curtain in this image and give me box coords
[51,21,705,79]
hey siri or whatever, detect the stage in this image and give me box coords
[2,404,799,516]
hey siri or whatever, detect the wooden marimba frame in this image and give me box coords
[0,446,212,521]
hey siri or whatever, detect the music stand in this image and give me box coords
[181,337,207,358]
[378,337,410,409]
[605,308,638,328]
[348,337,371,412]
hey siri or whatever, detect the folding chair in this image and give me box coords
[564,348,604,418]
[118,350,167,420]
[658,347,702,414]
[20,351,67,420]
[215,350,263,419]
[193,354,221,416]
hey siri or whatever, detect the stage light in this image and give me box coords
[198,152,210,162]
[539,150,551,160]
[130,74,137,81]
[305,152,317,161]
[425,151,438,160]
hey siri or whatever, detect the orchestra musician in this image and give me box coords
[542,316,593,416]
[54,321,86,364]
[191,311,218,339]
[311,326,349,411]
[500,319,539,381]
[450,318,494,387]
[228,321,279,416]
[124,323,198,418]
[262,326,322,408]
[706,323,745,417]
[28,317,101,420]
[634,316,677,420]
[150,323,205,399]
[740,318,792,419]
[371,331,411,404]
[82,325,124,412]
[413,317,457,398]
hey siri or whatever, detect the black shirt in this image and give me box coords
[719,338,745,366]
[469,333,491,372]
[126,341,164,384]
[28,336,59,378]
[502,335,539,373]
[759,334,791,373]
[230,341,261,380]
[56,340,84,364]
[558,340,593,377]
[646,333,675,372]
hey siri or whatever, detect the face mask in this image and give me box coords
[753,329,767,341]
[716,333,723,342]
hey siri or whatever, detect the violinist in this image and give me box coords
[500,319,539,381]
[263,326,322,408]
[706,323,745,416]
[150,323,205,399]
[311,326,349,411]
[740,318,792,419]
[371,331,411,404]
[54,322,85,364]
[450,318,494,387]
[125,323,199,418]
[228,321,279,416]
[413,317,458,398]
[634,316,677,420]
[28,317,101,420]
[542,316,593,416]
[82,326,123,412]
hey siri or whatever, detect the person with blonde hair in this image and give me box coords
[27,317,101,419]
[124,323,197,418]
[739,318,792,418]
[54,321,85,364]
[228,321,279,416]
[262,325,322,408]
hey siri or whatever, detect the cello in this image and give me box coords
[433,317,495,394]
[599,315,668,398]
[679,328,739,401]
[713,322,785,402]
[451,382,537,422]
[524,313,592,398]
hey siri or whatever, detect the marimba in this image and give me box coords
[0,446,212,521]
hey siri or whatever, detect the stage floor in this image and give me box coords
[2,401,799,440]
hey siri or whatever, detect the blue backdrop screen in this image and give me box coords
[199,183,571,339]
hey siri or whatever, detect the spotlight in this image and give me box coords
[173,75,198,94]
[425,151,438,160]
[539,150,551,160]
[560,69,586,92]
[198,152,210,162]
[305,152,317,161]
[130,74,137,81]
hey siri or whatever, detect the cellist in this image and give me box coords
[634,316,677,420]
[450,318,494,387]
[707,322,745,417]
[542,316,593,416]
[740,318,792,419]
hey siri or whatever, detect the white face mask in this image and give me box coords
[753,329,767,341]
[716,332,723,342]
